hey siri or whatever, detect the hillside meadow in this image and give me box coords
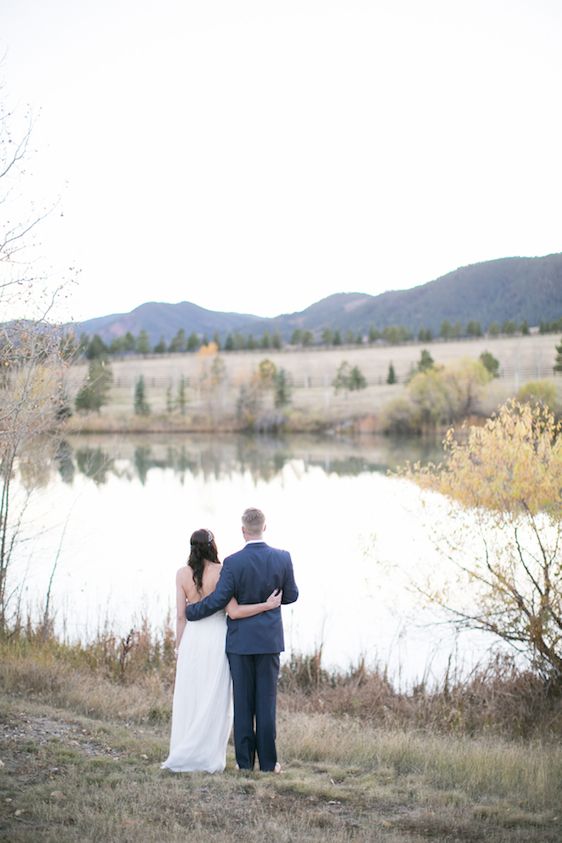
[63,333,561,431]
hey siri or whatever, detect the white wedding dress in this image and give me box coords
[162,612,233,773]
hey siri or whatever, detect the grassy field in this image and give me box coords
[63,333,562,432]
[1,634,562,842]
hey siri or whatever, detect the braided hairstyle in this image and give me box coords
[188,528,219,593]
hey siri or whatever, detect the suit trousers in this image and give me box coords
[227,652,280,771]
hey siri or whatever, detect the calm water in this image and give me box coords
[11,433,493,683]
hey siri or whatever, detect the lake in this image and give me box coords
[11,432,495,684]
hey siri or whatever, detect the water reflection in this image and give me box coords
[53,433,443,486]
[12,431,482,681]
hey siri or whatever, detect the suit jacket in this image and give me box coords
[185,541,298,654]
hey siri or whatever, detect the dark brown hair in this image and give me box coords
[188,528,219,593]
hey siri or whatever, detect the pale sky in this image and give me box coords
[2,0,562,323]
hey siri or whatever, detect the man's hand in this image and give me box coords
[264,589,283,611]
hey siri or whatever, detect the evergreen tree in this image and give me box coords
[520,320,530,336]
[348,366,367,390]
[291,329,303,346]
[387,362,397,384]
[274,368,292,408]
[488,322,500,337]
[169,329,186,353]
[440,320,453,340]
[136,330,151,355]
[302,330,314,347]
[479,350,500,378]
[85,334,109,360]
[134,375,151,415]
[368,326,381,342]
[224,333,234,352]
[466,320,482,337]
[502,320,517,336]
[187,332,200,351]
[554,337,562,373]
[177,375,188,416]
[75,359,113,412]
[123,332,136,352]
[417,349,435,372]
[153,337,167,354]
[109,336,126,355]
[332,329,342,346]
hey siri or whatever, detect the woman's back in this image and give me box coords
[179,560,222,605]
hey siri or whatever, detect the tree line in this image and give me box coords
[66,316,557,362]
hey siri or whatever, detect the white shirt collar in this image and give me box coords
[245,538,264,544]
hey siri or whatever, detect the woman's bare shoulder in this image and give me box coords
[176,565,194,584]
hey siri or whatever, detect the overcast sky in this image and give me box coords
[2,0,562,322]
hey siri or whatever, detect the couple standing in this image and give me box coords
[162,508,299,773]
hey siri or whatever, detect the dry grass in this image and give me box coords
[1,692,561,843]
[1,628,562,841]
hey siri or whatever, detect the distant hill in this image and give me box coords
[341,253,562,334]
[76,301,263,344]
[71,252,562,342]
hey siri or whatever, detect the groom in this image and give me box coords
[186,507,298,772]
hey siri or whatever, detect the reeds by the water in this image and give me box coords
[2,616,560,739]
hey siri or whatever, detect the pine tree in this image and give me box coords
[177,376,188,416]
[554,337,562,373]
[75,359,113,412]
[85,334,109,360]
[348,366,366,390]
[187,332,200,351]
[387,362,397,384]
[466,320,482,337]
[134,375,151,415]
[417,349,435,372]
[136,330,151,355]
[274,368,292,408]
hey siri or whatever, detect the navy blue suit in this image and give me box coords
[186,541,298,770]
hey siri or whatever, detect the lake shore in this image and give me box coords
[1,632,561,842]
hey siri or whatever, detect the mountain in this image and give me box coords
[76,300,264,344]
[343,253,562,334]
[71,252,562,342]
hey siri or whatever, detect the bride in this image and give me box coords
[162,528,282,773]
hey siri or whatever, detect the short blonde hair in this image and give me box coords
[242,507,265,536]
